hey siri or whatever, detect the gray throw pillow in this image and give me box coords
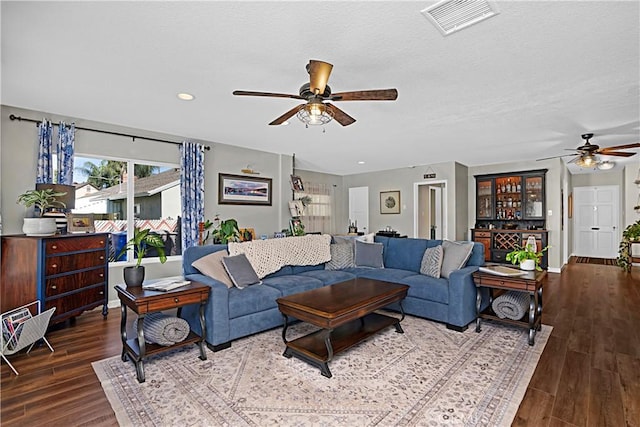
[221,253,262,289]
[420,245,443,278]
[354,240,384,268]
[440,240,474,279]
[326,242,355,270]
[191,250,234,288]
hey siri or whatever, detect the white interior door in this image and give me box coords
[348,186,369,234]
[573,185,619,258]
[430,186,443,239]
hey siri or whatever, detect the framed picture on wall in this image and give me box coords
[290,175,304,192]
[218,173,272,206]
[380,191,401,214]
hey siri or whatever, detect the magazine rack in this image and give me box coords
[1,301,55,375]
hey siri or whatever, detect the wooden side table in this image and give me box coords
[472,269,546,346]
[115,281,210,383]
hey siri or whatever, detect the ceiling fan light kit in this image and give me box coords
[233,59,397,127]
[597,160,615,170]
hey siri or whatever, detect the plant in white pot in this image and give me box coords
[16,188,68,236]
[117,228,167,287]
[506,243,549,271]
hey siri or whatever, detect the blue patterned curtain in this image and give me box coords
[56,122,75,185]
[180,141,205,250]
[36,119,53,183]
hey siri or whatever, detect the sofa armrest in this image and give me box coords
[447,265,484,328]
[180,273,231,346]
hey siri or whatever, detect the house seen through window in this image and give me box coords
[73,156,181,262]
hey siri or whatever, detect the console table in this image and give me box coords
[472,269,546,345]
[116,281,209,383]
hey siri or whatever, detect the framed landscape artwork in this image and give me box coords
[380,191,401,214]
[218,173,272,206]
[67,213,95,233]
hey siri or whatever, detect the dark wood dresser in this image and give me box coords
[1,233,109,324]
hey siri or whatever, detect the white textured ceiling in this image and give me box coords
[2,1,639,175]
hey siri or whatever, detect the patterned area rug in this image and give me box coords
[93,315,551,426]
[574,257,617,265]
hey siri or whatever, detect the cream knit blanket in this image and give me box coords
[228,234,332,278]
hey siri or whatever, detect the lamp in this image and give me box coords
[597,160,615,170]
[296,99,333,127]
[575,153,596,168]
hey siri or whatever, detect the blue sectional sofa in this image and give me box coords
[180,236,488,351]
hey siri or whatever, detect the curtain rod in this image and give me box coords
[9,114,210,150]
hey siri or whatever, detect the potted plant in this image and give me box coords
[211,219,241,244]
[506,244,549,271]
[117,228,167,287]
[16,188,68,236]
[617,220,640,272]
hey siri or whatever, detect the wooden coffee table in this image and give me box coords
[276,278,408,378]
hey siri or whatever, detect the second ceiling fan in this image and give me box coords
[538,133,640,167]
[233,60,398,127]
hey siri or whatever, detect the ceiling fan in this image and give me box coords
[538,133,640,168]
[232,60,398,127]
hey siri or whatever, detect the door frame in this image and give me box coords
[413,180,448,239]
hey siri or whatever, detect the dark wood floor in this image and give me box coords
[2,262,639,426]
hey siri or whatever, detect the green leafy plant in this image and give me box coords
[117,228,167,267]
[16,189,67,217]
[212,219,241,244]
[506,244,549,271]
[617,220,640,272]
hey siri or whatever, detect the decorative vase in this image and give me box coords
[520,259,535,271]
[22,217,57,236]
[123,266,145,287]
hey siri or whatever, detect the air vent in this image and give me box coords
[421,0,499,36]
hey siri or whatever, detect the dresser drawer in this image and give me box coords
[45,250,106,275]
[45,267,107,297]
[45,285,106,316]
[474,231,491,238]
[45,235,107,254]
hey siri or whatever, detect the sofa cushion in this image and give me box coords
[261,275,324,297]
[291,264,325,274]
[228,284,281,319]
[402,274,449,304]
[440,240,474,279]
[420,245,443,278]
[326,242,355,270]
[355,267,415,283]
[222,254,262,289]
[384,238,428,272]
[298,270,356,285]
[354,240,384,268]
[191,249,234,288]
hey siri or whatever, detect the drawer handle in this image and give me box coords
[99,291,104,295]
[51,263,58,269]
[174,297,179,303]
[51,285,57,290]
[99,256,104,260]
[99,240,104,245]
[52,245,57,250]
[100,273,104,278]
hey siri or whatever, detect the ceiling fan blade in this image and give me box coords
[268,104,305,126]
[233,90,304,100]
[330,89,398,101]
[536,153,576,161]
[308,60,333,95]
[598,142,640,151]
[597,151,636,157]
[325,103,356,126]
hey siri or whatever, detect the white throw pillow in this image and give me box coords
[191,250,234,288]
[440,240,474,279]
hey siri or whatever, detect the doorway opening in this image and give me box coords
[414,180,447,239]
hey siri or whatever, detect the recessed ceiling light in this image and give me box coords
[357,161,365,165]
[177,92,195,101]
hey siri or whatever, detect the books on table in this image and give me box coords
[478,265,528,277]
[142,276,191,292]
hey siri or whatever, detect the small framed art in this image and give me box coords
[218,173,272,206]
[380,191,401,214]
[290,175,304,192]
[67,213,95,233]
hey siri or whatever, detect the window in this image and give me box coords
[73,156,181,262]
[298,181,333,234]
